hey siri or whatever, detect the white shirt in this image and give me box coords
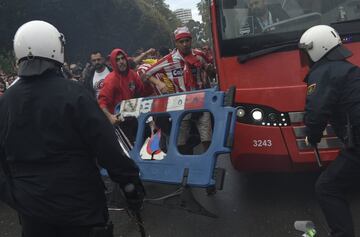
[93,67,110,98]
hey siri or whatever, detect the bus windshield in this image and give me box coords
[218,0,360,56]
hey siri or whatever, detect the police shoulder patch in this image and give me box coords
[307,83,316,95]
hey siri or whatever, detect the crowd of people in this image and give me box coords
[53,43,214,95]
[56,27,216,154]
[0,71,17,96]
[0,25,216,157]
[0,27,216,158]
[0,33,214,102]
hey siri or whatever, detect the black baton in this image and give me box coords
[134,211,146,237]
[124,184,146,237]
[313,145,323,168]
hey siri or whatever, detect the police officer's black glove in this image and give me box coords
[306,135,321,147]
[122,177,145,212]
[305,127,322,146]
[305,137,320,147]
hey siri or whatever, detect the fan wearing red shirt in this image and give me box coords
[98,48,152,125]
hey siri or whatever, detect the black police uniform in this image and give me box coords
[0,68,142,237]
[304,46,360,237]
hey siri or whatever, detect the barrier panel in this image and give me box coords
[115,87,236,187]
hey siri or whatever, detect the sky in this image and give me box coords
[164,0,202,22]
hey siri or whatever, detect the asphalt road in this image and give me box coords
[1,156,359,237]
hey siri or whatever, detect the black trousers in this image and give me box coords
[315,148,360,237]
[20,214,95,237]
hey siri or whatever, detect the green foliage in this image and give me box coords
[0,50,15,74]
[185,20,205,48]
[0,0,179,63]
[197,0,213,44]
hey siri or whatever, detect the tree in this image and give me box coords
[0,50,15,74]
[197,0,212,45]
[185,20,207,48]
[0,0,179,64]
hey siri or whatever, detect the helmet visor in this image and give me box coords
[299,49,311,68]
[298,41,313,67]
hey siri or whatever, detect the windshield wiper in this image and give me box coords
[238,41,298,64]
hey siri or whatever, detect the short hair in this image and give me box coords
[90,51,103,57]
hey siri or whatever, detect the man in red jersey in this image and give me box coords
[143,27,214,94]
[143,27,215,154]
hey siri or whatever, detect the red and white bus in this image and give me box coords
[209,0,360,171]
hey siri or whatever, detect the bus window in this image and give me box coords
[218,0,360,56]
[220,0,299,37]
[221,0,246,39]
[282,0,304,17]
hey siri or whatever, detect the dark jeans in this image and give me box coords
[20,214,97,237]
[315,148,360,237]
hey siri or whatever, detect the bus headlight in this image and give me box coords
[251,109,263,121]
[236,107,246,118]
[234,103,290,126]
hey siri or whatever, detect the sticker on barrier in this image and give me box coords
[115,87,236,188]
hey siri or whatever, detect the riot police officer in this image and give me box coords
[299,25,360,237]
[0,20,144,237]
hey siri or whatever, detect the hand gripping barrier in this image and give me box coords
[115,87,236,187]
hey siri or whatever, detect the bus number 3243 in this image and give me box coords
[253,140,273,147]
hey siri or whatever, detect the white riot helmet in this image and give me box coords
[13,20,65,64]
[298,25,342,63]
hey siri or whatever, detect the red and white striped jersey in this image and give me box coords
[138,62,175,95]
[144,49,211,93]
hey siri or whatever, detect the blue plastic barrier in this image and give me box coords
[115,87,236,187]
